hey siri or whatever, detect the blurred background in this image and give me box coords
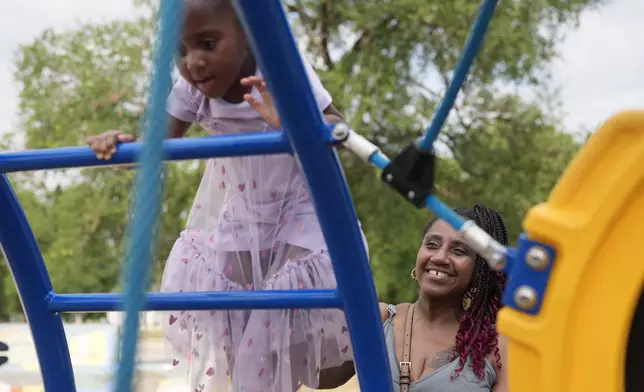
[1,0,642,390]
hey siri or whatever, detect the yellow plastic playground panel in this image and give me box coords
[497,110,644,392]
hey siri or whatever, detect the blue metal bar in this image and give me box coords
[425,195,466,230]
[48,289,343,312]
[418,0,499,151]
[0,174,77,392]
[0,132,291,173]
[233,1,393,391]
[369,151,390,170]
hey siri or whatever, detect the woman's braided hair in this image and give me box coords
[423,204,508,380]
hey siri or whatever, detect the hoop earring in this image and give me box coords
[410,268,417,281]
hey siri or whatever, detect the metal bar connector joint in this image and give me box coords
[460,220,508,271]
[333,123,382,163]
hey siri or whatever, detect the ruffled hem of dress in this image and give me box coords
[159,232,354,391]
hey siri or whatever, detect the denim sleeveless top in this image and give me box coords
[383,304,497,392]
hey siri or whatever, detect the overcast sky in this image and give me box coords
[0,0,642,147]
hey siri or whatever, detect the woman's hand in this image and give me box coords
[241,76,282,129]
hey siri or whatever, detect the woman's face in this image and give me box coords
[415,219,477,299]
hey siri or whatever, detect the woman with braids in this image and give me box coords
[318,204,509,391]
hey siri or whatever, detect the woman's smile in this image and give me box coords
[425,268,454,282]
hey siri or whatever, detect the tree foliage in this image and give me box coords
[0,0,605,319]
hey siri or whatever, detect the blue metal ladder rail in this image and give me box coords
[0,0,392,391]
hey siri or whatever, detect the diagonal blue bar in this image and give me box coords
[0,132,291,173]
[418,0,499,150]
[232,1,393,391]
[48,290,343,312]
[0,174,77,392]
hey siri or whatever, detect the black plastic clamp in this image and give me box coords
[380,141,436,208]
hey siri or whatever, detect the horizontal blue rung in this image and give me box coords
[47,289,343,312]
[0,132,291,173]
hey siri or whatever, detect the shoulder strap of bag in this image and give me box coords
[400,303,414,392]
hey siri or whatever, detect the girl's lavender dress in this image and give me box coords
[160,63,361,392]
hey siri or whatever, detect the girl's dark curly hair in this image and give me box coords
[424,204,508,380]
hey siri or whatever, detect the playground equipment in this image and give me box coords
[0,0,642,391]
[497,111,644,392]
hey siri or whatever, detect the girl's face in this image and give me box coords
[177,2,253,100]
[415,219,477,299]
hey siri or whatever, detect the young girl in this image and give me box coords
[88,0,360,391]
